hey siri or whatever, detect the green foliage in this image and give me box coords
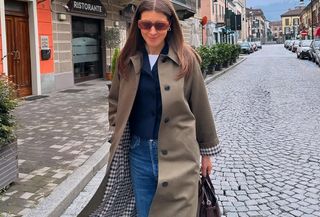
[105,27,121,70]
[0,76,18,148]
[195,43,240,71]
[111,48,120,77]
[105,27,121,49]
[196,46,211,71]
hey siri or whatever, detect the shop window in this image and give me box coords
[72,17,102,82]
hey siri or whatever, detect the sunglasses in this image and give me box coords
[138,20,170,31]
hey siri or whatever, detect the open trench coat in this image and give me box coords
[78,46,221,217]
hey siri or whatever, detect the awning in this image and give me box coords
[315,27,320,37]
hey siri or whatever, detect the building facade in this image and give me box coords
[246,8,266,42]
[200,0,246,45]
[281,6,304,40]
[233,0,247,42]
[0,0,201,96]
[300,0,320,39]
[269,21,283,43]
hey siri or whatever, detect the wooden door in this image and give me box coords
[5,9,32,97]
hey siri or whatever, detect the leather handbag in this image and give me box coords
[197,175,221,217]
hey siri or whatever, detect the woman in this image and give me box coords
[79,0,221,216]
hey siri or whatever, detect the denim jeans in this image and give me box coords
[129,135,158,217]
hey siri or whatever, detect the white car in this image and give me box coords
[296,40,312,60]
[255,41,262,49]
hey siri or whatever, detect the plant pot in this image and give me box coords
[0,140,18,190]
[222,61,229,68]
[207,64,215,75]
[215,64,222,71]
[105,72,113,81]
[202,70,207,79]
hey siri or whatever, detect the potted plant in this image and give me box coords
[105,27,121,80]
[214,45,224,71]
[0,75,18,190]
[107,47,120,90]
[196,45,211,78]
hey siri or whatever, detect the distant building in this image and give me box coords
[246,8,267,43]
[281,6,304,40]
[270,21,283,43]
[200,0,246,44]
[300,0,320,39]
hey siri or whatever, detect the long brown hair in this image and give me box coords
[118,0,198,79]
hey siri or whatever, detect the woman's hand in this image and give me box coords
[201,156,212,177]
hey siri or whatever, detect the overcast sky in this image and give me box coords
[246,0,311,21]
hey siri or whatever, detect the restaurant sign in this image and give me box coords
[67,0,106,16]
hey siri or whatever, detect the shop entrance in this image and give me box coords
[5,0,32,97]
[72,17,103,83]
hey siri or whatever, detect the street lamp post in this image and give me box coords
[225,0,227,43]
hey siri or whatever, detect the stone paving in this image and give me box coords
[0,80,109,217]
[208,44,320,217]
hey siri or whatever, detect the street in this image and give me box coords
[208,44,320,217]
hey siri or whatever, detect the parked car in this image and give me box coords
[296,40,312,59]
[249,42,257,51]
[288,40,295,51]
[284,40,291,48]
[239,42,252,54]
[256,41,262,49]
[291,40,300,53]
[309,39,320,64]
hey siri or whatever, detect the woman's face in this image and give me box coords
[139,10,170,54]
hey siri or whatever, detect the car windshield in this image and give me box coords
[240,43,249,47]
[301,40,312,46]
[314,40,320,47]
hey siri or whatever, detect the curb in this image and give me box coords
[205,57,247,85]
[24,142,111,217]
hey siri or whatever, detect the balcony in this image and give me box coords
[171,0,196,20]
[117,0,197,20]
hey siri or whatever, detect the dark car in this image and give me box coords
[239,42,252,54]
[296,40,312,59]
[309,39,320,64]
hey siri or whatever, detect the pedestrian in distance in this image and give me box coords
[78,0,221,216]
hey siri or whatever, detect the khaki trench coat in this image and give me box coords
[78,46,220,217]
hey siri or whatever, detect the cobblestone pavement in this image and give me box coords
[208,44,320,217]
[0,80,109,216]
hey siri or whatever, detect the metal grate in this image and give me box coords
[76,83,94,87]
[24,95,49,101]
[60,89,85,93]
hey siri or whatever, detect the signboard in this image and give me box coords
[67,0,106,16]
[40,36,49,50]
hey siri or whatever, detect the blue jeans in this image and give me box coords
[129,135,158,217]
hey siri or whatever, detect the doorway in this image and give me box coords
[72,17,103,83]
[5,0,32,97]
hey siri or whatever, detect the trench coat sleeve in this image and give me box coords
[188,59,221,156]
[108,65,120,130]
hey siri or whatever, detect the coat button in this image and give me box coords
[164,85,170,91]
[161,150,168,155]
[162,182,169,187]
[164,118,169,123]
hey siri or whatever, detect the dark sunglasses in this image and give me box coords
[138,20,170,31]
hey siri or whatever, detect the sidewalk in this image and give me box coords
[0,56,246,217]
[0,79,110,217]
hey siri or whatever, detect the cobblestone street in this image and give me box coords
[208,44,320,217]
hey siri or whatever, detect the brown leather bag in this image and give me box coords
[197,175,221,217]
